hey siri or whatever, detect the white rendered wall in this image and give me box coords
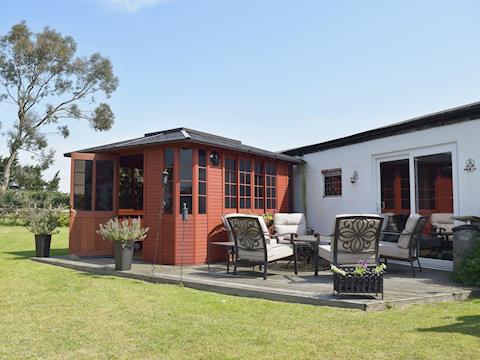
[294,119,480,234]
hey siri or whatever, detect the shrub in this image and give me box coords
[452,241,480,287]
[97,217,148,247]
[24,208,60,235]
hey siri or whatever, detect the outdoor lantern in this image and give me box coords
[350,170,359,184]
[162,169,169,185]
[464,158,477,172]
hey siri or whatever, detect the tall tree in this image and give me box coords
[0,21,118,195]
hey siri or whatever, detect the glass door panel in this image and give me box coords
[415,153,453,260]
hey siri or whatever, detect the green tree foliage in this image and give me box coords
[0,21,118,195]
[0,156,60,191]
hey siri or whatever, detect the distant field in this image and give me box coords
[0,225,479,359]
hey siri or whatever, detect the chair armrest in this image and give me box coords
[381,231,402,235]
[315,232,333,237]
[274,232,295,238]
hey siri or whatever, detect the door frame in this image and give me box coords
[372,142,459,271]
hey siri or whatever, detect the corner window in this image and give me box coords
[198,149,207,214]
[323,169,342,197]
[179,148,193,214]
[95,160,114,211]
[239,159,251,209]
[73,160,93,210]
[224,158,237,209]
[266,162,276,209]
[164,148,174,214]
[254,161,264,209]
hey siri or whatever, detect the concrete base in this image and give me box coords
[32,256,476,311]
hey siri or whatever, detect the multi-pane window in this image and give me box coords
[198,149,207,214]
[179,148,193,214]
[266,162,276,209]
[73,160,93,210]
[95,160,114,211]
[254,161,264,209]
[119,155,144,210]
[164,148,174,214]
[323,169,342,197]
[239,159,252,209]
[224,158,237,209]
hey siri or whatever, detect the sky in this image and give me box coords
[1,0,480,192]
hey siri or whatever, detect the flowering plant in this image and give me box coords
[97,217,149,248]
[330,265,346,276]
[330,261,387,276]
[262,213,274,227]
[24,208,60,235]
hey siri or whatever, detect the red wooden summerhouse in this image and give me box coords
[66,128,300,265]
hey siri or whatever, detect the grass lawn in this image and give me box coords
[0,226,479,359]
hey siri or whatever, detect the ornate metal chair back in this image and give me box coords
[226,216,267,256]
[408,216,428,256]
[333,215,383,265]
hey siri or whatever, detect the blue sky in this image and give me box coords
[1,0,480,192]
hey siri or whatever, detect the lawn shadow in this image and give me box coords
[5,248,69,260]
[417,315,480,338]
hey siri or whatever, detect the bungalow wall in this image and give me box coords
[293,119,480,235]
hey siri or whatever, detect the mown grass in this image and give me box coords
[0,226,479,359]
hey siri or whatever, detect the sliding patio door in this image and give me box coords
[376,146,457,270]
[415,153,454,261]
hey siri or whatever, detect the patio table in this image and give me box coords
[208,241,235,273]
[292,235,330,276]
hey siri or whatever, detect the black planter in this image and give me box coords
[114,241,134,271]
[333,266,384,299]
[35,234,52,257]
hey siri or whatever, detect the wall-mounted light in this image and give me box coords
[162,169,169,185]
[464,158,477,172]
[350,170,359,184]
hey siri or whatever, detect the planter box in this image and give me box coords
[35,234,52,257]
[114,242,134,271]
[333,267,384,299]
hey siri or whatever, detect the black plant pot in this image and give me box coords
[35,234,52,257]
[114,241,134,271]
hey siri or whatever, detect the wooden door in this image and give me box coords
[69,153,118,256]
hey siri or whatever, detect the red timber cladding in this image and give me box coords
[143,146,176,264]
[69,153,117,256]
[277,161,290,212]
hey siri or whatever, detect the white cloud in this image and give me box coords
[104,0,173,12]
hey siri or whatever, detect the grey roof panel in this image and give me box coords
[65,127,300,163]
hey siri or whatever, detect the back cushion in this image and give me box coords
[397,214,421,248]
[431,213,454,233]
[274,213,307,236]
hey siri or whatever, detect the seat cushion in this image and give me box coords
[379,241,410,259]
[397,214,421,248]
[274,213,307,238]
[318,244,376,265]
[238,244,293,262]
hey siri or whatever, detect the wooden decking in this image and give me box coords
[32,256,476,311]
